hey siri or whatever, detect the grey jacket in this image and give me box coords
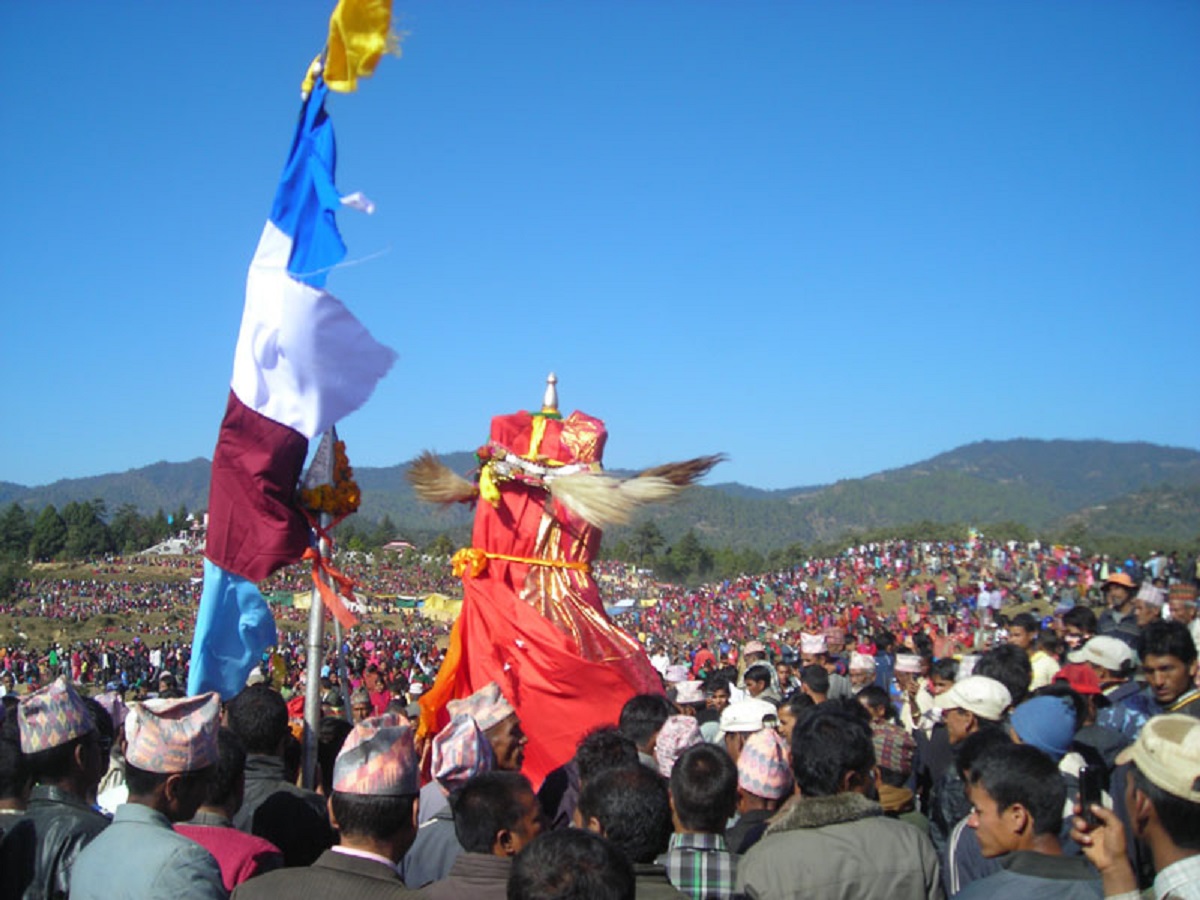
[736,792,944,900]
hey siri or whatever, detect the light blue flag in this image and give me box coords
[188,558,278,698]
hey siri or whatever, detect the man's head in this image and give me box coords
[776,693,814,745]
[200,728,248,817]
[125,692,221,823]
[0,714,30,807]
[1103,572,1136,613]
[1115,714,1200,852]
[329,714,420,861]
[447,682,525,771]
[618,693,674,754]
[669,743,737,834]
[1061,607,1098,652]
[452,771,544,857]
[799,664,830,702]
[226,684,290,756]
[974,644,1031,708]
[717,699,779,763]
[933,676,1012,745]
[704,678,731,713]
[929,658,959,696]
[849,653,876,690]
[431,713,497,793]
[743,664,773,699]
[1007,613,1040,652]
[799,633,828,668]
[1069,635,1137,684]
[577,763,673,864]
[965,742,1066,858]
[736,727,793,810]
[509,830,634,900]
[1138,621,1198,708]
[789,707,875,798]
[1167,584,1197,627]
[575,726,639,788]
[1134,584,1167,629]
[350,688,372,723]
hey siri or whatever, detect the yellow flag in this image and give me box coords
[319,0,399,94]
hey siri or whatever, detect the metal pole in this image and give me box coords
[302,512,331,790]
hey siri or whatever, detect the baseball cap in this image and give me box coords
[933,675,1011,722]
[1068,636,1137,673]
[1103,572,1136,589]
[1116,714,1200,803]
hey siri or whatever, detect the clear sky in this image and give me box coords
[3,1,1197,492]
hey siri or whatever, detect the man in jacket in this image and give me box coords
[421,771,544,900]
[736,706,943,900]
[0,677,109,899]
[233,713,422,899]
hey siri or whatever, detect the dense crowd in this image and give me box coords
[0,535,1198,898]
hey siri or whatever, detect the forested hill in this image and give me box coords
[2,440,1199,550]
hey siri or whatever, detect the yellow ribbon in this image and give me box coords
[479,463,501,508]
[451,547,590,580]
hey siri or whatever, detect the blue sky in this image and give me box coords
[2,1,1197,492]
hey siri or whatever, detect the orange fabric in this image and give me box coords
[302,548,359,630]
[419,409,662,788]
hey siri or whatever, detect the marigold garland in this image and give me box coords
[300,440,361,517]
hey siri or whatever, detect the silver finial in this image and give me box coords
[542,372,559,413]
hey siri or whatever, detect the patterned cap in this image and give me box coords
[333,713,419,797]
[18,677,95,754]
[824,626,846,646]
[432,713,496,792]
[125,692,220,773]
[849,652,876,672]
[94,690,129,731]
[737,728,793,800]
[1136,583,1167,607]
[655,715,703,778]
[872,721,916,777]
[895,653,924,674]
[799,633,827,655]
[674,681,706,705]
[446,682,515,732]
[1168,583,1197,605]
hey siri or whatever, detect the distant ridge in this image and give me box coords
[2,440,1198,549]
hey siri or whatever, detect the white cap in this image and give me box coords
[849,652,876,672]
[933,675,1011,722]
[1068,636,1137,673]
[799,633,827,655]
[717,699,779,737]
[1136,583,1166,608]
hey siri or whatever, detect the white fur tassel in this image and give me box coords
[549,473,683,528]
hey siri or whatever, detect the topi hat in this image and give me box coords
[742,641,766,656]
[674,680,706,705]
[895,653,923,675]
[333,713,419,797]
[663,664,690,684]
[1136,583,1166,608]
[18,677,94,754]
[432,713,496,792]
[1116,713,1200,803]
[1168,583,1197,606]
[799,633,827,656]
[872,721,916,777]
[447,682,515,733]
[655,715,703,778]
[737,728,793,800]
[125,692,220,774]
[933,675,1011,722]
[849,652,876,672]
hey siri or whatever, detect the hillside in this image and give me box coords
[3,440,1199,550]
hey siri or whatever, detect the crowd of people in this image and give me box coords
[0,534,1198,897]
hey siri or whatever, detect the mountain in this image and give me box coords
[3,440,1199,549]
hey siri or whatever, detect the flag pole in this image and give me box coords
[302,510,332,790]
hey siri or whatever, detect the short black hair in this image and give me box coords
[452,771,535,854]
[975,644,1031,708]
[931,658,959,682]
[704,676,732,696]
[576,764,672,864]
[205,728,246,807]
[781,691,815,718]
[226,684,289,754]
[330,791,417,841]
[744,664,773,686]
[508,830,634,900]
[967,742,1065,837]
[24,733,93,782]
[669,744,737,832]
[1139,621,1198,666]
[317,716,354,796]
[1062,606,1097,634]
[954,726,1015,780]
[1130,764,1200,850]
[1010,612,1040,634]
[125,761,211,798]
[800,665,829,695]
[617,695,673,751]
[575,726,640,785]
[857,686,895,722]
[790,707,874,798]
[0,715,27,801]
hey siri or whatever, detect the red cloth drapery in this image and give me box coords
[419,408,662,787]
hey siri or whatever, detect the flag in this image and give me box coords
[189,77,395,699]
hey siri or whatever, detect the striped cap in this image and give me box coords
[432,713,496,792]
[125,692,220,773]
[737,727,793,800]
